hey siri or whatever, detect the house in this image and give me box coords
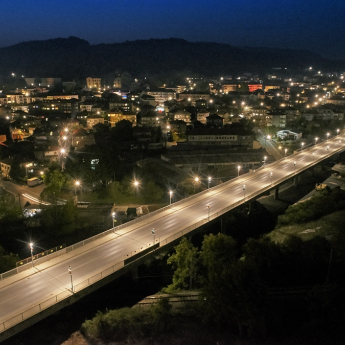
[196,109,210,124]
[109,110,137,127]
[276,130,302,140]
[86,77,101,89]
[174,110,191,123]
[141,89,176,106]
[178,91,211,104]
[266,109,287,128]
[0,158,34,179]
[141,113,165,127]
[206,114,224,127]
[87,115,104,129]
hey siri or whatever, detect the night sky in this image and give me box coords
[1,0,345,59]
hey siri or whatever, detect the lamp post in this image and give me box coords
[60,148,66,171]
[315,137,318,146]
[208,176,211,189]
[237,165,241,177]
[74,180,80,196]
[194,177,199,193]
[133,180,140,196]
[263,156,267,166]
[270,172,273,185]
[207,204,210,220]
[29,242,34,267]
[169,191,173,205]
[151,228,155,244]
[337,128,340,136]
[327,132,330,140]
[243,184,246,200]
[294,161,296,173]
[301,142,304,151]
[112,212,116,227]
[327,145,329,151]
[284,148,287,159]
[68,266,73,292]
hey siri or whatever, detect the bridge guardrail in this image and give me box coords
[1,134,344,334]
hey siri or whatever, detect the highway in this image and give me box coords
[0,133,344,331]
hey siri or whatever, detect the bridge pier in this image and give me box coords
[131,265,138,282]
[274,186,279,200]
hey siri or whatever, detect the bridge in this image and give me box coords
[0,133,344,341]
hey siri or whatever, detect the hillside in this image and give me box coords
[0,37,344,80]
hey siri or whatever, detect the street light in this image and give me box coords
[284,148,287,159]
[263,156,267,166]
[151,228,155,244]
[68,266,73,293]
[327,145,329,151]
[169,190,173,205]
[237,165,241,177]
[74,180,80,196]
[270,172,273,185]
[243,184,246,200]
[207,204,210,220]
[315,137,318,146]
[301,142,304,151]
[327,132,330,140]
[112,212,116,227]
[337,128,340,136]
[29,242,34,267]
[208,176,212,189]
[313,152,315,160]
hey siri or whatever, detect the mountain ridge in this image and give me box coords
[0,37,343,80]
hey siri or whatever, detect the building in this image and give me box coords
[187,128,254,147]
[141,113,165,127]
[87,115,105,129]
[86,77,101,89]
[248,83,263,92]
[197,109,210,124]
[142,89,176,106]
[276,130,302,140]
[178,91,210,104]
[174,110,191,123]
[113,76,121,88]
[206,114,224,127]
[266,110,287,128]
[109,110,137,127]
[221,84,237,93]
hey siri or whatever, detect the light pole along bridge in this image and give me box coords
[0,133,344,342]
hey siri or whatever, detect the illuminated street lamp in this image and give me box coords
[263,156,267,166]
[112,212,116,227]
[208,176,212,189]
[243,184,246,200]
[326,145,329,151]
[68,266,73,292]
[270,172,273,185]
[29,242,34,267]
[313,152,315,160]
[169,190,173,205]
[237,165,241,177]
[315,137,318,146]
[337,128,340,136]
[301,142,304,151]
[284,148,287,159]
[207,204,210,220]
[74,180,80,196]
[327,132,330,140]
[194,177,200,193]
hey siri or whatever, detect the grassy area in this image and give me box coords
[267,210,345,243]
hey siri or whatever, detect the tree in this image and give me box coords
[0,244,19,273]
[164,237,199,292]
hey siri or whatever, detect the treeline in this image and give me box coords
[81,229,345,342]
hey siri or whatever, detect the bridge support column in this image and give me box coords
[131,265,138,282]
[274,186,279,200]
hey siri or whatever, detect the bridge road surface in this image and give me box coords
[0,133,344,327]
